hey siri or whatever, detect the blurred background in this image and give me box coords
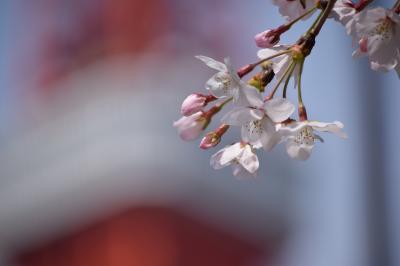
[0,0,399,265]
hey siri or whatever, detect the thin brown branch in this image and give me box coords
[310,0,338,37]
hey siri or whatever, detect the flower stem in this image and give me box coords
[305,9,324,36]
[297,60,305,106]
[294,0,337,58]
[282,62,297,98]
[297,59,308,121]
[267,61,296,100]
[205,97,233,120]
[309,0,338,37]
[393,0,400,13]
[253,50,291,67]
[218,97,233,109]
[286,6,318,29]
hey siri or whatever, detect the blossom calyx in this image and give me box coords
[298,105,308,121]
[247,75,264,92]
[291,45,305,61]
[199,124,230,149]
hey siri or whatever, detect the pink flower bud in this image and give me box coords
[173,112,207,141]
[181,94,216,116]
[255,29,279,48]
[181,94,207,116]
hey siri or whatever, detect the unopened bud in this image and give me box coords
[255,25,289,48]
[199,124,230,149]
[181,93,217,116]
[255,29,280,48]
[174,112,208,141]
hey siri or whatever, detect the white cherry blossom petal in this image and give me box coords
[260,118,281,151]
[331,0,356,27]
[222,107,264,126]
[196,55,227,72]
[257,45,289,59]
[286,140,314,160]
[237,145,259,174]
[173,112,206,141]
[240,86,264,108]
[210,143,242,169]
[210,149,228,170]
[264,98,295,123]
[231,163,257,178]
[276,121,307,135]
[211,143,260,177]
[219,143,244,166]
[307,121,348,138]
[225,57,241,84]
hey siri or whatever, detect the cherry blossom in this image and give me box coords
[172,0,397,177]
[210,142,259,177]
[222,97,295,151]
[277,120,347,160]
[331,0,357,31]
[196,55,260,104]
[351,7,400,74]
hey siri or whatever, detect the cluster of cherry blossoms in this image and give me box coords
[174,0,400,177]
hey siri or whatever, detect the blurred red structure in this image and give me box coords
[14,207,266,266]
[38,0,171,91]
